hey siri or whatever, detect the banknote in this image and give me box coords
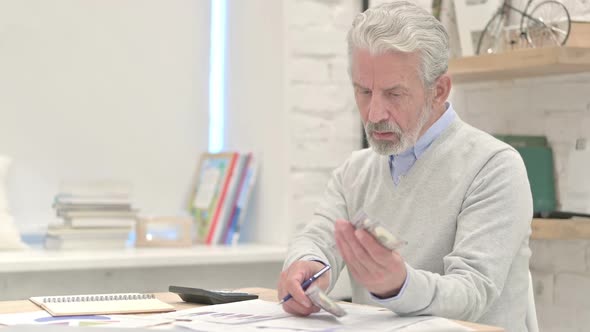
[351,210,407,250]
[305,285,346,317]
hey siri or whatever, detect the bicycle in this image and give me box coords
[476,0,571,55]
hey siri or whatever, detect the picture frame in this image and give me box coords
[135,217,192,247]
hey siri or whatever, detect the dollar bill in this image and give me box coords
[305,285,346,317]
[351,210,407,250]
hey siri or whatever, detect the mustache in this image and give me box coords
[365,121,403,134]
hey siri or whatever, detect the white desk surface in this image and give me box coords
[0,244,287,273]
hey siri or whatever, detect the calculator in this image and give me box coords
[169,285,259,305]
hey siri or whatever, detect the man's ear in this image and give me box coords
[432,74,451,108]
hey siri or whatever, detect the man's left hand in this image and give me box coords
[334,219,407,298]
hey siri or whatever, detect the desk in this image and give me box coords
[0,288,502,331]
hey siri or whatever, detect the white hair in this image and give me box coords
[347,1,449,87]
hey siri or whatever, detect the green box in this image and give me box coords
[516,146,557,214]
[494,135,556,214]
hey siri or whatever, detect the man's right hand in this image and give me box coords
[277,260,330,316]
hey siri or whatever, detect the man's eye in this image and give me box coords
[389,92,401,97]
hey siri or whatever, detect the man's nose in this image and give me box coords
[368,96,388,123]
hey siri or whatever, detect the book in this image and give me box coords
[54,194,131,206]
[53,203,133,211]
[209,153,249,245]
[30,293,175,316]
[57,180,132,197]
[58,209,138,219]
[64,217,137,229]
[188,152,259,245]
[225,155,257,245]
[189,152,238,244]
[204,153,239,245]
[44,236,128,250]
[222,154,250,244]
[44,226,131,250]
[46,225,132,238]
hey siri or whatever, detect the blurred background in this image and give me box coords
[0,1,589,331]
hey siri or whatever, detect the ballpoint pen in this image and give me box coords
[278,264,331,305]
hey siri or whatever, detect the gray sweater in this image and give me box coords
[284,117,533,332]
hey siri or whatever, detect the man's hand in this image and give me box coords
[335,219,407,298]
[278,260,330,316]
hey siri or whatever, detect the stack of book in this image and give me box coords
[190,152,257,245]
[45,184,137,250]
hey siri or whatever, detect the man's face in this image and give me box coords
[351,49,434,155]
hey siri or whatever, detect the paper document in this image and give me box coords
[254,302,434,331]
[164,299,446,332]
[0,300,474,332]
[398,318,474,331]
[175,321,264,332]
[0,311,171,328]
[0,311,52,326]
[161,299,288,324]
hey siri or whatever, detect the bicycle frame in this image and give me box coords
[500,1,550,33]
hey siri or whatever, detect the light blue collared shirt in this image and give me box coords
[388,103,456,185]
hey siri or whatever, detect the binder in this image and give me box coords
[29,293,175,317]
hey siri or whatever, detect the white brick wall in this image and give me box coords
[283,1,360,299]
[289,84,354,111]
[530,240,590,332]
[529,240,590,331]
[284,0,361,233]
[530,240,588,272]
[555,273,590,307]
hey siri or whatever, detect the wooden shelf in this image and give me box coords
[0,244,287,273]
[449,47,590,83]
[531,218,590,240]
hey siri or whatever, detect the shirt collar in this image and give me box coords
[391,102,456,160]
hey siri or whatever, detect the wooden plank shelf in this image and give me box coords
[449,47,590,83]
[531,218,590,240]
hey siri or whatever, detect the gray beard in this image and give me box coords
[364,105,432,156]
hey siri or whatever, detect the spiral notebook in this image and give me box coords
[29,293,175,317]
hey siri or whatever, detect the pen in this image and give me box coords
[278,264,331,305]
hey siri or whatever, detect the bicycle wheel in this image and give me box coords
[476,11,507,55]
[519,0,539,33]
[523,0,571,48]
